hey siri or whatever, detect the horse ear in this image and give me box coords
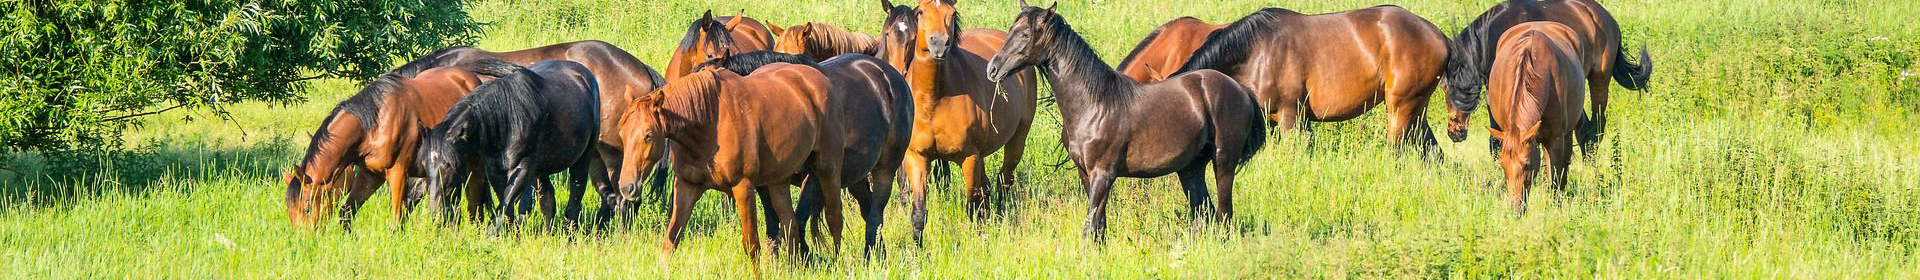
[1046,2,1057,14]
[1486,126,1503,138]
[1520,121,1542,141]
[881,0,894,12]
[1146,66,1169,81]
[1018,0,1030,8]
[767,21,786,35]
[702,10,714,21]
[724,10,749,31]
[941,0,956,5]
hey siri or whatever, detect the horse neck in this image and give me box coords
[659,75,722,140]
[1037,24,1134,115]
[297,111,367,182]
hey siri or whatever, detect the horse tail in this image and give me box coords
[1611,44,1653,91]
[1232,87,1268,168]
[644,60,668,90]
[461,58,529,78]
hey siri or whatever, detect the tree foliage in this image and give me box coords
[0,0,482,152]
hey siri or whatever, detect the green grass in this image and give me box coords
[5,0,1920,278]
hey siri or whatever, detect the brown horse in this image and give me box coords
[614,63,844,265]
[1486,22,1588,215]
[772,22,880,62]
[696,51,915,257]
[404,40,669,225]
[985,2,1267,241]
[664,10,777,78]
[877,0,1039,245]
[1173,6,1456,157]
[1114,16,1222,83]
[1444,0,1653,155]
[285,66,489,229]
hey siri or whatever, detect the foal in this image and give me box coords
[1485,22,1589,215]
[985,2,1267,240]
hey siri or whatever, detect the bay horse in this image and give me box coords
[1114,16,1222,83]
[697,51,915,257]
[403,40,670,225]
[986,2,1266,241]
[415,59,603,234]
[284,65,492,230]
[772,22,880,62]
[877,0,1040,245]
[1443,0,1654,155]
[1484,22,1589,215]
[664,10,777,78]
[613,63,844,265]
[1173,6,1457,158]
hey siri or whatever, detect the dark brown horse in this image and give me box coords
[416,59,603,234]
[877,0,1039,245]
[1443,0,1653,155]
[1173,6,1456,157]
[404,40,669,224]
[284,65,490,229]
[696,51,915,257]
[1484,22,1589,215]
[1114,16,1222,83]
[614,63,844,265]
[986,2,1267,241]
[664,10,777,78]
[772,22,880,62]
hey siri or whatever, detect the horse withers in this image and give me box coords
[1484,22,1589,215]
[415,59,603,234]
[985,1,1266,241]
[1114,17,1222,83]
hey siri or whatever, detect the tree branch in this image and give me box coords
[278,74,329,83]
[100,103,191,122]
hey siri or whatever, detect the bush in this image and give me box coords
[0,0,482,152]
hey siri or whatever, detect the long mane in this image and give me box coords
[695,51,819,76]
[1027,8,1132,103]
[1173,8,1296,75]
[677,16,738,55]
[1446,0,1542,112]
[432,60,544,147]
[654,70,725,132]
[799,23,878,56]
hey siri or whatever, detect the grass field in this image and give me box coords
[4,0,1920,278]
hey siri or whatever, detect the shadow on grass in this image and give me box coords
[0,135,297,209]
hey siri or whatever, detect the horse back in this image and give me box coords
[1490,22,1586,134]
[717,16,777,50]
[405,67,484,125]
[1118,17,1222,83]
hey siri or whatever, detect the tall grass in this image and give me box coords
[3,0,1918,278]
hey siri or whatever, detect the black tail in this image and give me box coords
[1611,45,1653,91]
[461,58,529,78]
[1232,94,1269,168]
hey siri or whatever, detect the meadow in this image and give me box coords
[3,0,1919,278]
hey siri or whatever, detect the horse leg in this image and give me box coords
[462,170,491,225]
[1385,81,1442,160]
[728,180,765,267]
[1210,151,1237,224]
[961,155,989,221]
[993,124,1032,211]
[758,185,784,245]
[763,183,799,256]
[662,179,700,253]
[1579,75,1611,157]
[1081,168,1117,242]
[845,174,887,259]
[490,167,534,236]
[337,169,384,231]
[813,165,847,253]
[565,156,594,229]
[1547,135,1575,194]
[537,179,558,224]
[1175,165,1211,225]
[1487,113,1503,158]
[385,165,412,229]
[587,152,620,229]
[901,152,933,246]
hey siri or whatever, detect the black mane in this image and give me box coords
[1022,8,1131,103]
[695,51,819,76]
[677,15,738,54]
[1115,17,1193,70]
[296,73,403,170]
[1445,0,1541,111]
[1173,8,1298,75]
[429,60,545,151]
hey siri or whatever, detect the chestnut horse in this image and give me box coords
[878,0,1039,245]
[772,22,880,62]
[1485,22,1589,215]
[416,59,603,234]
[1114,16,1222,83]
[284,65,490,230]
[404,41,669,225]
[1173,6,1457,158]
[697,51,915,257]
[1444,0,1653,155]
[985,2,1267,241]
[614,64,844,265]
[664,10,776,78]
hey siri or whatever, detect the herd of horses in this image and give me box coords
[280,0,1653,265]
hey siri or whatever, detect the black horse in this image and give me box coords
[984,2,1266,241]
[697,51,915,257]
[416,59,603,233]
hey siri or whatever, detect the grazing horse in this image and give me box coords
[1485,22,1589,215]
[877,0,1040,245]
[772,22,881,62]
[404,41,669,225]
[697,51,915,257]
[284,65,489,229]
[1443,0,1653,155]
[614,64,844,265]
[416,59,603,234]
[664,10,777,78]
[1114,16,1222,83]
[985,2,1267,241]
[1173,6,1456,158]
